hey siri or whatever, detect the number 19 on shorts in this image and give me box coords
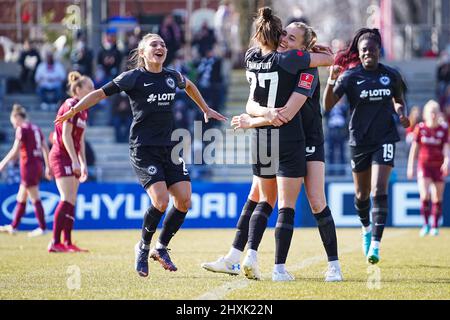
[382,144,394,162]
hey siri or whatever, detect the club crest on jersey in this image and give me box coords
[298,73,314,90]
[148,166,157,175]
[379,75,390,86]
[166,77,176,89]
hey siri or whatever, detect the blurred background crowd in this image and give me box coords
[0,0,449,183]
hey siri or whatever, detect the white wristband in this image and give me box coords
[327,78,336,86]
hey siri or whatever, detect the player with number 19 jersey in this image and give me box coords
[333,63,406,172]
[245,47,315,177]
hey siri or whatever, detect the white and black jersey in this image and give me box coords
[245,47,312,142]
[333,63,405,147]
[101,67,186,147]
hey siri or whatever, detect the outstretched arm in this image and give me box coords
[54,89,107,124]
[0,139,20,172]
[185,79,227,123]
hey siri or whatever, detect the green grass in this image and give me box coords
[0,228,449,300]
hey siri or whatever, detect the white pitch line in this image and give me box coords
[196,229,409,300]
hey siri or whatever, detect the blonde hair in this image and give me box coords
[128,33,163,69]
[67,71,89,97]
[422,99,441,121]
[11,103,27,119]
[252,7,283,51]
[289,22,317,51]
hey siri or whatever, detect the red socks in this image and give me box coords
[52,201,74,244]
[431,202,442,229]
[11,202,26,229]
[63,205,76,245]
[33,200,46,230]
[420,200,431,226]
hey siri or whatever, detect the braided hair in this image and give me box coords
[334,28,382,73]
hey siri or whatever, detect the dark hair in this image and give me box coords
[334,28,382,72]
[252,7,283,51]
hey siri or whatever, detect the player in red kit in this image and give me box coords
[48,71,93,253]
[0,104,51,236]
[407,100,450,236]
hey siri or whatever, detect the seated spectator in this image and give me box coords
[437,52,450,107]
[35,51,66,110]
[18,39,41,93]
[194,46,225,121]
[159,14,183,67]
[193,21,216,58]
[111,92,132,143]
[325,97,349,176]
[97,31,122,81]
[71,32,93,78]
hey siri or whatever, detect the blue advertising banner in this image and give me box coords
[0,181,448,230]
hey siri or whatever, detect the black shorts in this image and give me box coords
[130,145,191,190]
[350,143,396,173]
[305,143,325,162]
[252,140,306,178]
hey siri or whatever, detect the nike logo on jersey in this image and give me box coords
[144,83,154,87]
[357,80,366,85]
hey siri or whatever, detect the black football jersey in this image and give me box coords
[245,47,311,142]
[298,67,323,146]
[104,67,186,147]
[333,63,405,146]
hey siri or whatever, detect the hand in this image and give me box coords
[54,108,76,125]
[278,107,296,124]
[329,65,342,80]
[231,114,253,129]
[441,161,449,177]
[79,164,88,183]
[264,108,287,126]
[204,108,228,123]
[398,113,410,128]
[312,44,333,55]
[45,167,53,180]
[72,161,81,178]
[407,167,414,180]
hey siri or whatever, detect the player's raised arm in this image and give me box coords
[54,89,107,125]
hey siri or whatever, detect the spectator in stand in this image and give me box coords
[194,46,224,121]
[405,106,422,145]
[159,14,183,67]
[437,52,450,108]
[111,91,132,143]
[97,31,123,81]
[35,51,66,110]
[18,39,41,93]
[193,21,216,58]
[71,32,94,78]
[325,97,348,175]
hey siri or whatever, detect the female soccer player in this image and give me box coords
[0,104,51,237]
[202,21,342,282]
[48,71,93,253]
[54,33,226,276]
[407,100,449,236]
[323,28,410,264]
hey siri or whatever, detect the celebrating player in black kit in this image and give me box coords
[55,33,226,277]
[202,21,342,282]
[323,28,410,264]
[203,8,335,281]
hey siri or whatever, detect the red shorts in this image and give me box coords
[20,162,42,187]
[418,165,443,182]
[49,148,75,179]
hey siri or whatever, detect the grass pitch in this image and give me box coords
[0,228,449,300]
